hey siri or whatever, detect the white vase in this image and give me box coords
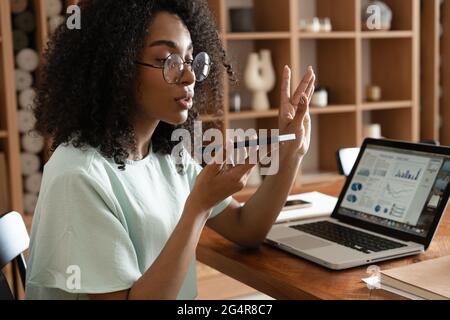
[244,50,276,111]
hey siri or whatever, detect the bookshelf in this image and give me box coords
[0,0,24,216]
[206,0,420,192]
[442,0,450,146]
[0,1,424,211]
[420,0,450,146]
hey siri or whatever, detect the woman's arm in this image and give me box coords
[89,199,210,300]
[89,162,255,300]
[207,66,315,248]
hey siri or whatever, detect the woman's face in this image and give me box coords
[134,11,196,125]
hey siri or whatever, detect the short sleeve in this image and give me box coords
[183,151,233,219]
[26,169,142,294]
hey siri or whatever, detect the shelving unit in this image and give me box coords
[207,0,420,189]
[420,0,450,146]
[0,0,423,212]
[442,0,450,146]
[0,0,24,215]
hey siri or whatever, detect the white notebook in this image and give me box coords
[275,192,338,224]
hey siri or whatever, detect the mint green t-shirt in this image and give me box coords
[25,143,232,300]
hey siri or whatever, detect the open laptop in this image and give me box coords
[266,138,450,270]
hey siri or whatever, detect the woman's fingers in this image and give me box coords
[294,93,310,126]
[291,67,315,106]
[280,65,291,105]
[305,75,316,102]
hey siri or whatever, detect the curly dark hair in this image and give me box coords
[34,0,235,169]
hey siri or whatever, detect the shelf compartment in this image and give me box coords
[360,0,414,31]
[226,39,292,113]
[225,0,291,33]
[0,130,7,139]
[300,38,357,105]
[298,0,356,32]
[362,38,413,102]
[363,108,414,141]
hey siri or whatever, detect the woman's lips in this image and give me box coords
[175,97,193,110]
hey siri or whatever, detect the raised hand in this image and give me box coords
[278,66,315,158]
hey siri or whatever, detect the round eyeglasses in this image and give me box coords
[135,52,212,84]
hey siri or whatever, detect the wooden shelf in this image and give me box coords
[310,105,356,114]
[0,130,8,139]
[298,32,356,39]
[228,110,278,120]
[360,31,414,38]
[361,101,412,111]
[225,32,291,40]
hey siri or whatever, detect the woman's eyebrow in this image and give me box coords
[148,40,193,51]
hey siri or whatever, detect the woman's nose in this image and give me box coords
[179,63,196,86]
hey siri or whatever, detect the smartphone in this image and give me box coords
[233,134,296,149]
[202,134,297,152]
[282,199,313,211]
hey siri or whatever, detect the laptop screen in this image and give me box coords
[337,144,450,239]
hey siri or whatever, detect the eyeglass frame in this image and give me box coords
[135,52,212,84]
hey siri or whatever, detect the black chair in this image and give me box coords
[0,212,29,300]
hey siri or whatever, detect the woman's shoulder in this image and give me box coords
[44,143,108,179]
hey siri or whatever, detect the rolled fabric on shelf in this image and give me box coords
[16,48,39,72]
[23,192,38,215]
[13,11,36,33]
[13,30,29,53]
[17,109,36,133]
[21,133,45,154]
[18,88,36,110]
[46,0,63,18]
[10,0,28,14]
[15,69,33,91]
[25,172,43,194]
[48,15,65,34]
[20,153,41,176]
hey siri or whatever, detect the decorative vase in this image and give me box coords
[244,50,276,112]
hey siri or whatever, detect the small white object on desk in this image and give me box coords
[275,192,338,224]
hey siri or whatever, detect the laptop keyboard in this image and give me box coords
[290,221,407,254]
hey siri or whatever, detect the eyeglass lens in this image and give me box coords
[163,52,211,84]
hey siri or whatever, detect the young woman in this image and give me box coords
[25,0,315,300]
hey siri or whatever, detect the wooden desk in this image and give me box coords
[197,180,450,300]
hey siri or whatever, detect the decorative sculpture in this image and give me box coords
[244,50,276,111]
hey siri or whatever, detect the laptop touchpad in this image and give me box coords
[280,235,332,250]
